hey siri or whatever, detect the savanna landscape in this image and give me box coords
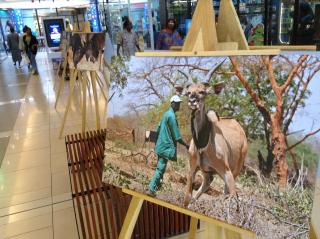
[103,54,320,238]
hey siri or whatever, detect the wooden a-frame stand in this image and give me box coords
[118,0,279,238]
[56,22,111,138]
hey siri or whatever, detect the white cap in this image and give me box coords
[170,95,182,103]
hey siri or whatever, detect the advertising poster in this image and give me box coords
[49,24,61,44]
[103,53,320,238]
[43,18,65,48]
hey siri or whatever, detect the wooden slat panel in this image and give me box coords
[159,206,165,238]
[66,129,191,239]
[107,199,117,239]
[137,200,145,239]
[165,207,170,237]
[66,135,87,238]
[81,132,106,238]
[179,210,184,233]
[71,134,93,238]
[154,204,159,239]
[175,211,179,234]
[74,133,99,238]
[88,131,110,239]
[148,202,155,239]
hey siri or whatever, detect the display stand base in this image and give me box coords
[58,68,110,138]
[55,23,111,138]
[118,189,256,239]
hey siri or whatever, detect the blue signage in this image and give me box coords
[88,0,101,32]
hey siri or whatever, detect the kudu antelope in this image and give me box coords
[182,82,248,207]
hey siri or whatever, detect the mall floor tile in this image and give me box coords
[0,53,108,238]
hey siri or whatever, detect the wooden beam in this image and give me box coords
[136,49,280,57]
[250,45,317,51]
[171,45,317,51]
[122,188,256,238]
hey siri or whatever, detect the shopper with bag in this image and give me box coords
[19,29,30,68]
[7,27,22,68]
[22,26,38,75]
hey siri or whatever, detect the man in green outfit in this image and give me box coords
[147,95,189,196]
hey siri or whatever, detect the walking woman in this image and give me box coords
[23,26,38,75]
[7,27,22,67]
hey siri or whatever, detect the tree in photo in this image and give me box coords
[229,54,320,187]
[125,55,319,187]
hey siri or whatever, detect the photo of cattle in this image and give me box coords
[67,32,105,71]
[103,53,320,238]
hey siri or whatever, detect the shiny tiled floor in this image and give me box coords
[0,54,108,239]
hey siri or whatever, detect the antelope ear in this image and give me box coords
[174,84,185,96]
[213,82,225,94]
[175,84,189,96]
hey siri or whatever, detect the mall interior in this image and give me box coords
[0,0,319,238]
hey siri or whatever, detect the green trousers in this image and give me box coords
[148,156,168,193]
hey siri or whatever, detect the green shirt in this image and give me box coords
[155,107,182,160]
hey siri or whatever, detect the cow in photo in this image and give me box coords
[68,32,105,70]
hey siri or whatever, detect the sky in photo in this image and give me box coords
[108,52,320,137]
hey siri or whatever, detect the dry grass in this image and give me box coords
[103,141,314,239]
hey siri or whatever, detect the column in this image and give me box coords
[88,0,102,32]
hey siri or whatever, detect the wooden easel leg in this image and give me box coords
[204,223,223,238]
[81,71,87,134]
[95,71,108,102]
[55,60,62,87]
[85,71,92,104]
[91,71,100,130]
[118,197,144,239]
[55,59,68,108]
[188,217,198,239]
[77,70,83,113]
[59,69,76,138]
[102,68,110,128]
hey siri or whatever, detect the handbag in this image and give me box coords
[22,53,30,65]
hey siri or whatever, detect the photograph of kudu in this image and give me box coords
[182,82,247,207]
[103,54,320,238]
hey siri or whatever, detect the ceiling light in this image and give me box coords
[0,0,89,9]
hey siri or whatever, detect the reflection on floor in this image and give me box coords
[0,54,108,239]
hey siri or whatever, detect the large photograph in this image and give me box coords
[67,32,105,71]
[103,53,320,238]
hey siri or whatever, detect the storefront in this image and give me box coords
[99,0,319,47]
[1,0,319,50]
[0,10,8,60]
[98,0,160,48]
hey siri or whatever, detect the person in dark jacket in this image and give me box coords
[7,27,22,67]
[23,26,38,75]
